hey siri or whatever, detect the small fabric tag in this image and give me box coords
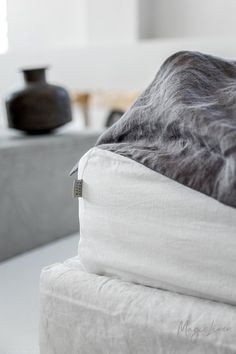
[73,179,83,198]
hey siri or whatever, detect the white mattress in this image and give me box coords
[77,147,236,305]
[40,257,236,354]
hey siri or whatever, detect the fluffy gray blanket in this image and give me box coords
[97,51,236,209]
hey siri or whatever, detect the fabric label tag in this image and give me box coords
[73,179,83,198]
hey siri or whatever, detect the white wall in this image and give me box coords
[0,0,8,54]
[144,0,236,38]
[87,0,138,44]
[6,0,140,51]
[7,0,88,51]
[5,0,236,52]
[6,0,236,54]
[137,0,156,39]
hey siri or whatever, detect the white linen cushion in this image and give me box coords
[40,257,236,354]
[77,147,236,305]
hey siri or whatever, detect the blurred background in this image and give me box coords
[1,1,236,353]
[1,0,236,130]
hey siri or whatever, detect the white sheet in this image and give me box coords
[40,257,236,354]
[77,147,236,305]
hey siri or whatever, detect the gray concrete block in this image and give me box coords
[0,129,100,261]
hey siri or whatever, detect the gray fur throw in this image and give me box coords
[97,51,236,209]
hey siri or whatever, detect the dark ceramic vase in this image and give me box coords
[5,67,72,134]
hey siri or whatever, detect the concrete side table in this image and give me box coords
[0,128,100,261]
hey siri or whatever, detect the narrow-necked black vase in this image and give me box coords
[5,67,72,134]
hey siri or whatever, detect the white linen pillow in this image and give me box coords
[77,147,236,305]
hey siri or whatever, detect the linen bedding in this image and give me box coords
[72,51,236,306]
[40,51,236,354]
[40,257,236,354]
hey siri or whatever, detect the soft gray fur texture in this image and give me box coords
[97,51,236,208]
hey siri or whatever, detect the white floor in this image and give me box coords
[0,234,78,354]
